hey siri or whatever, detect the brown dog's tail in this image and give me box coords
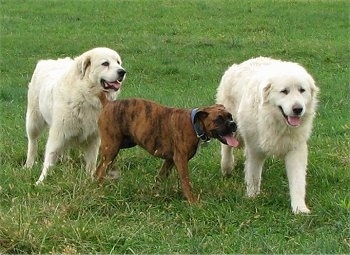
[98,91,109,107]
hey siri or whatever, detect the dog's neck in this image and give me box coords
[190,108,210,143]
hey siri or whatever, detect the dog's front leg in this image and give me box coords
[285,143,310,214]
[93,148,119,182]
[173,155,197,203]
[155,159,174,183]
[95,158,113,182]
[83,135,100,178]
[95,132,121,182]
[244,146,265,197]
[220,143,235,177]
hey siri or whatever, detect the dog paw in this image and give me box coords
[221,164,233,177]
[292,205,311,214]
[187,197,198,204]
[107,170,120,180]
[24,162,34,169]
[221,170,233,178]
[35,180,43,186]
[246,185,260,197]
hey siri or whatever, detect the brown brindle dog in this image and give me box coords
[95,96,239,203]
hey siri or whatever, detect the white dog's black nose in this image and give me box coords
[117,69,126,78]
[292,105,303,115]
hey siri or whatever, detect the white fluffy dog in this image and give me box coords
[24,47,126,185]
[216,57,319,214]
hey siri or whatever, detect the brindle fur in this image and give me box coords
[96,97,235,203]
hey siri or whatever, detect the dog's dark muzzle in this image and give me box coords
[227,120,237,132]
[216,119,237,138]
[216,119,239,147]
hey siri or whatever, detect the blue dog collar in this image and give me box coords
[191,108,210,142]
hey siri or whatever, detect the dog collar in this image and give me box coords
[191,108,210,142]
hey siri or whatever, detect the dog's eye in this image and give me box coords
[215,116,225,124]
[280,89,289,95]
[102,61,109,67]
[117,60,121,65]
[299,88,305,93]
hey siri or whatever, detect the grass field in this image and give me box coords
[0,0,349,253]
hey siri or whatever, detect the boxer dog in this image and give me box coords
[95,96,239,203]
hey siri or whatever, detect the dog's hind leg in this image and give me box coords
[220,144,235,177]
[24,108,46,168]
[35,128,65,185]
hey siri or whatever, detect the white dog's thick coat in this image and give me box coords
[25,47,126,184]
[216,57,319,214]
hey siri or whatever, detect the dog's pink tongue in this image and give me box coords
[288,116,302,126]
[223,134,239,148]
[106,81,122,91]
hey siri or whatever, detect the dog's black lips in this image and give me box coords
[278,106,302,127]
[216,132,229,144]
[278,106,287,119]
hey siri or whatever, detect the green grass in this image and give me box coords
[0,0,349,253]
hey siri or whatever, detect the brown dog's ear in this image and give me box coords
[77,54,91,79]
[195,110,209,120]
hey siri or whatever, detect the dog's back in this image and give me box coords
[216,57,279,113]
[99,98,191,154]
[27,58,74,124]
[29,58,73,94]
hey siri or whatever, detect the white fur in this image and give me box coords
[24,47,126,185]
[216,57,319,214]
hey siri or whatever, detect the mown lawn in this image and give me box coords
[0,0,349,253]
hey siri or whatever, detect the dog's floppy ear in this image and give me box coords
[195,110,209,120]
[77,54,91,79]
[311,82,320,98]
[307,75,320,99]
[260,81,272,105]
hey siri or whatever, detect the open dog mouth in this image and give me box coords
[278,106,302,127]
[219,133,239,147]
[216,120,239,147]
[101,79,122,91]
